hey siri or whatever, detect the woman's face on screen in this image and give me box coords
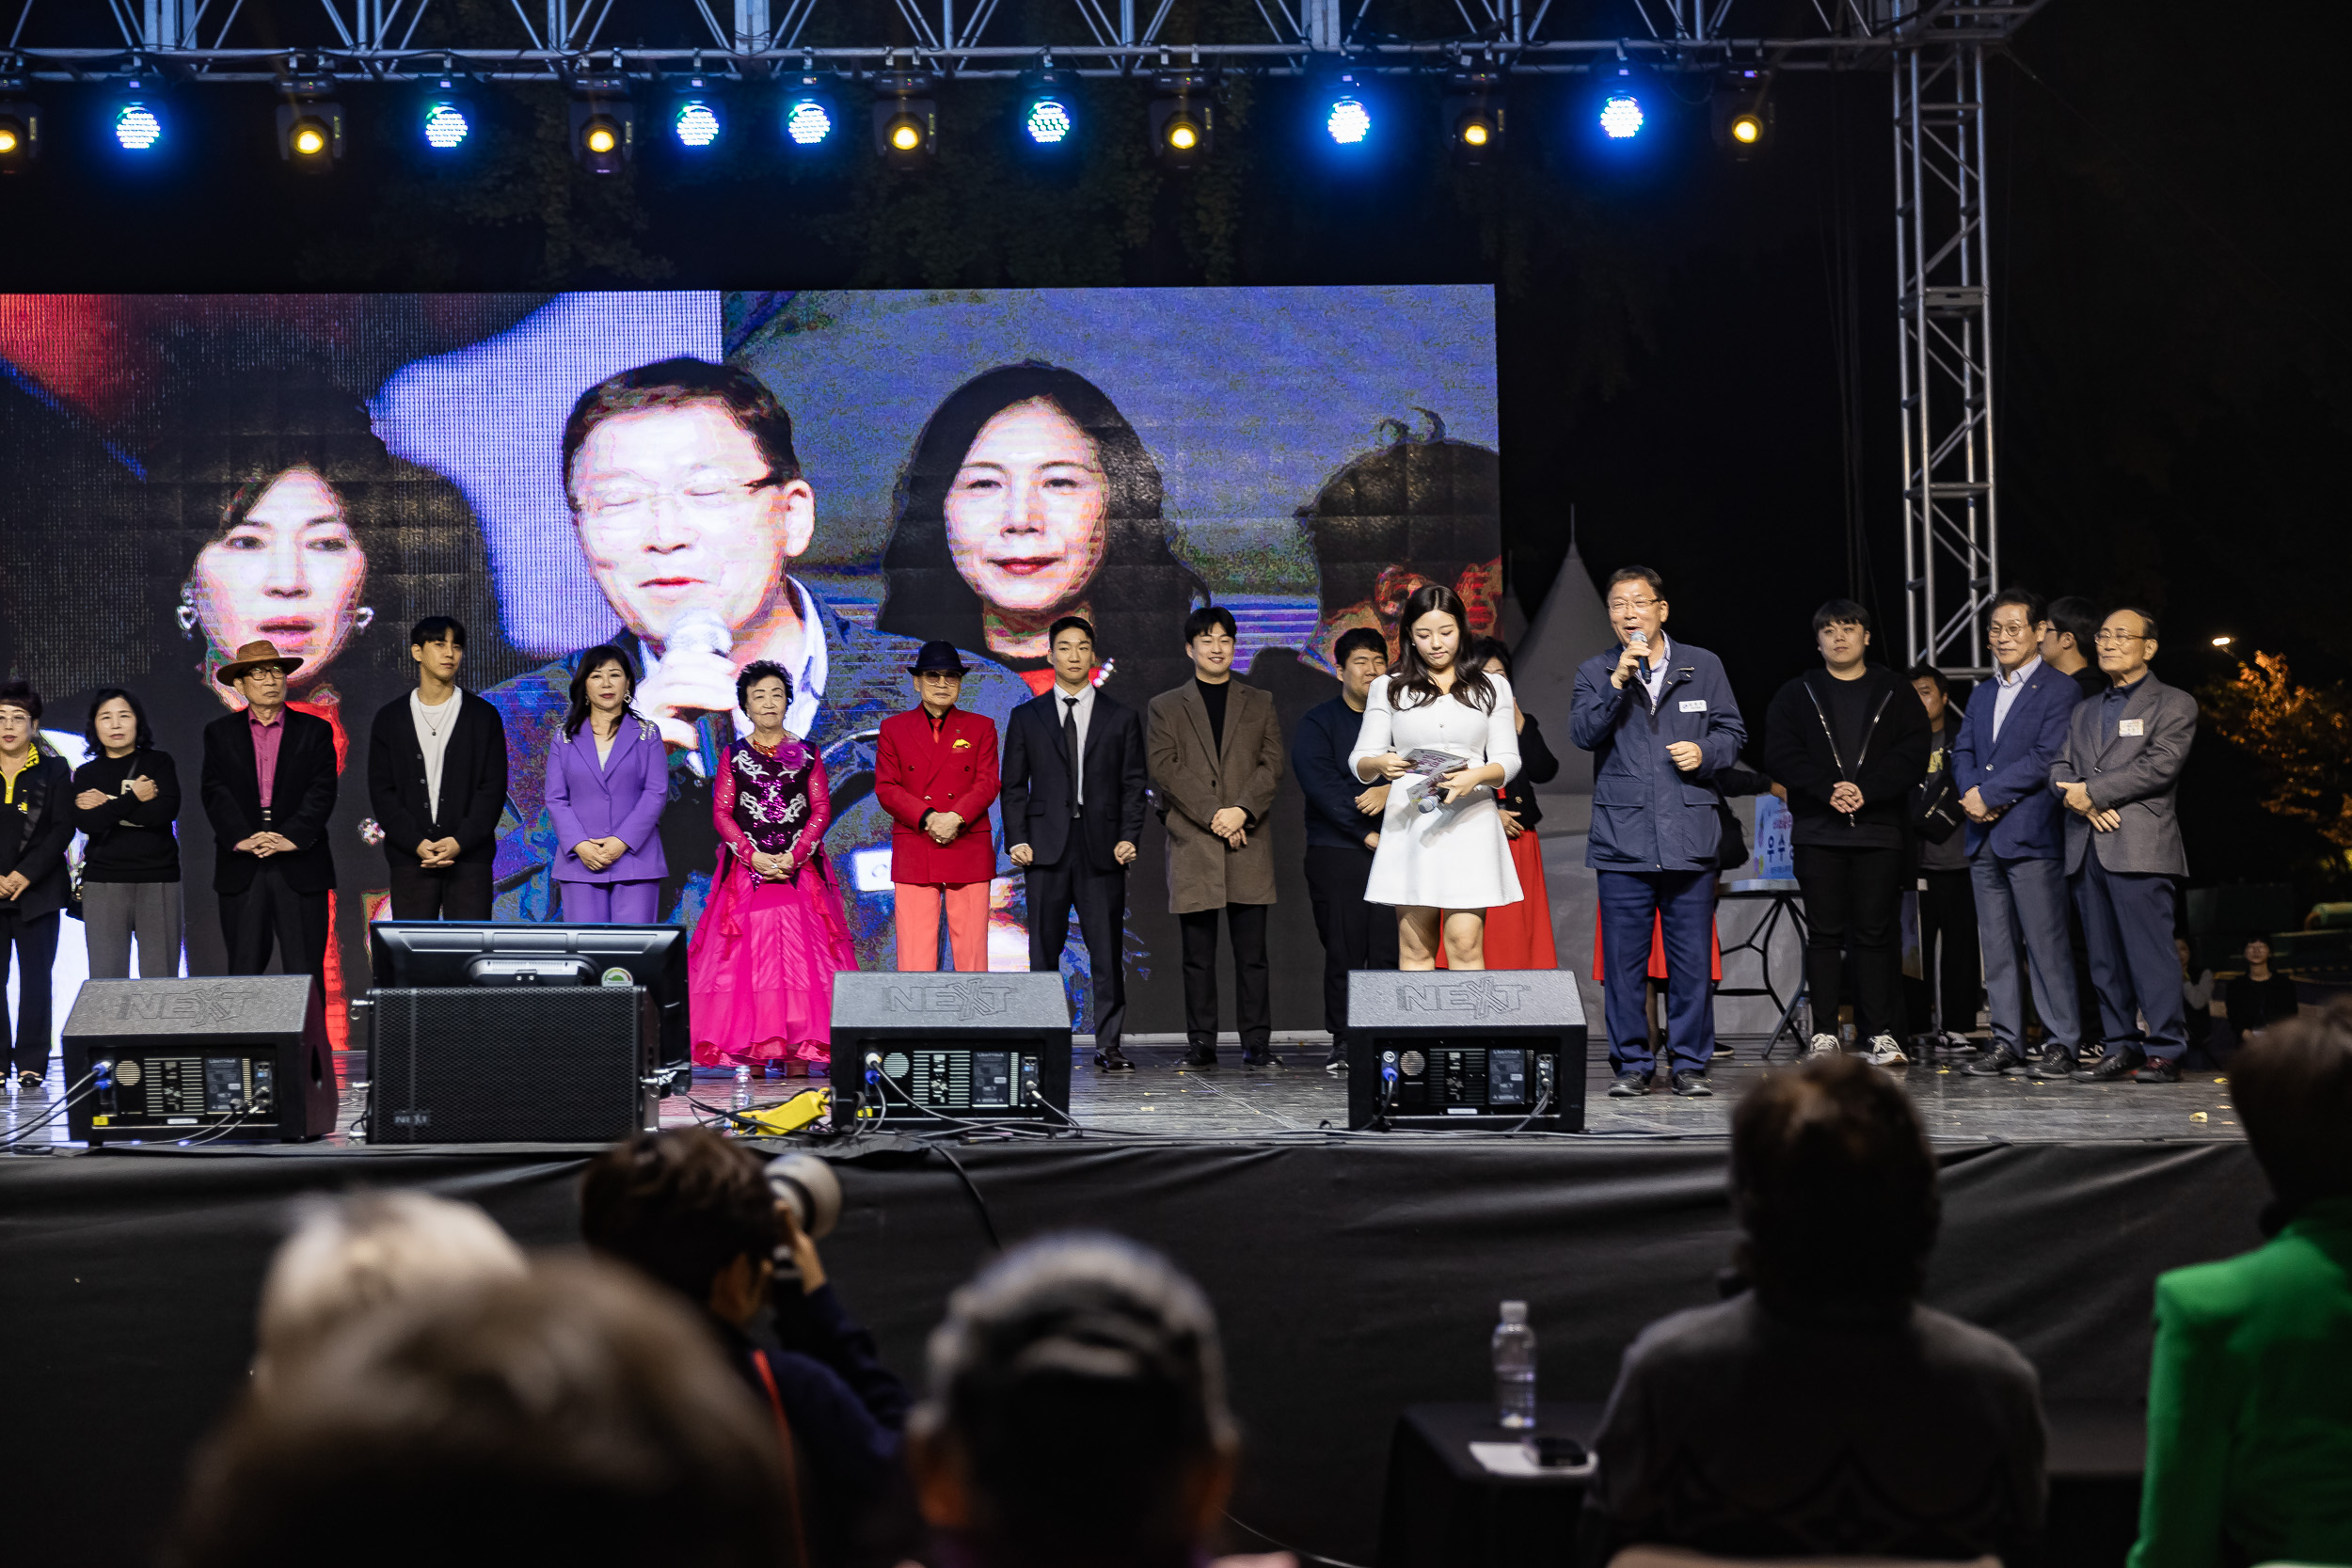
[944,398,1110,621]
[192,467,368,680]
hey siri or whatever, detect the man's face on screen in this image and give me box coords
[569,403,815,646]
[944,398,1110,622]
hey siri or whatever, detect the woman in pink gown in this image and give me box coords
[687,660,857,1076]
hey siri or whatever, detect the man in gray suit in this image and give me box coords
[2051,606,2198,1084]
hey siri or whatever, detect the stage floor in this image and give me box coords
[1,1031,2246,1150]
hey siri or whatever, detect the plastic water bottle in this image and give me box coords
[1492,1300,1537,1430]
[733,1063,755,1113]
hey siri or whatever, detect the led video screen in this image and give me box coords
[0,288,1500,1040]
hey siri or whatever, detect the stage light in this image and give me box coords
[275,69,346,171]
[1598,87,1644,139]
[1710,67,1772,157]
[1442,67,1504,166]
[422,100,470,150]
[668,71,724,150]
[568,72,634,173]
[112,80,165,152]
[2212,635,2234,648]
[1150,70,1215,167]
[870,71,936,166]
[783,75,837,148]
[1019,68,1076,149]
[1323,71,1375,146]
[0,90,36,172]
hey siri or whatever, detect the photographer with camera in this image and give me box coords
[581,1129,913,1568]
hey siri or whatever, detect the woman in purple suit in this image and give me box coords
[544,646,670,922]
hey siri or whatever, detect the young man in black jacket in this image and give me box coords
[1763,601,1931,1068]
[366,617,511,921]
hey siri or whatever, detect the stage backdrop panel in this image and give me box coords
[0,288,1502,1043]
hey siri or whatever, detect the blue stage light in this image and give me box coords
[114,101,163,151]
[674,99,723,149]
[1327,94,1371,145]
[1024,95,1073,145]
[422,101,471,150]
[785,95,834,146]
[1599,88,1645,140]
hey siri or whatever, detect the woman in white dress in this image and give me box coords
[1350,583,1522,969]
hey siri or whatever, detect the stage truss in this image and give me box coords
[2,0,2039,659]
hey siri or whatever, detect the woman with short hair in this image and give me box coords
[72,687,183,979]
[686,661,857,1077]
[0,678,75,1092]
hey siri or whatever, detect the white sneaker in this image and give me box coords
[1805,1034,1842,1059]
[1864,1035,1909,1067]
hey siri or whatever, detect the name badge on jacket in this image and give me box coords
[2118,719,2144,737]
[1679,699,1708,713]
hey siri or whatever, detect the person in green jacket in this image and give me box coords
[2129,999,2352,1568]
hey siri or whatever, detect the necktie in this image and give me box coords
[1064,697,1083,818]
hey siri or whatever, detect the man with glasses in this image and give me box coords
[484,358,1029,969]
[1953,589,2087,1080]
[1571,566,1747,1099]
[2051,607,2200,1084]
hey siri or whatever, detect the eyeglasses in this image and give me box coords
[577,475,774,526]
[1986,622,2035,641]
[1605,596,1661,613]
[2093,630,2148,646]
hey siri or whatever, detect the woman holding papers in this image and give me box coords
[1350,583,1522,969]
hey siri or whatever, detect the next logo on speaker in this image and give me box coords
[883,979,1017,1023]
[1394,976,1533,1021]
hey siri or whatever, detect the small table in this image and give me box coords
[1715,879,1808,1059]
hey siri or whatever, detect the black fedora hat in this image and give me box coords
[908,641,970,676]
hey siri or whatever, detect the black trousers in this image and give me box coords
[0,908,61,1078]
[1792,843,1906,1042]
[1179,902,1271,1055]
[1025,855,1128,1054]
[387,857,495,921]
[220,868,332,1021]
[1305,844,1399,1042]
[1914,867,1982,1036]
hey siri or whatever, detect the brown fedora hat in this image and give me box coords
[215,639,307,686]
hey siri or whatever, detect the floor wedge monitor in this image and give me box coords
[61,976,337,1144]
[830,971,1073,1128]
[1345,969,1588,1132]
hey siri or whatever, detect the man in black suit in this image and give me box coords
[201,641,339,993]
[1002,617,1150,1072]
[367,617,511,920]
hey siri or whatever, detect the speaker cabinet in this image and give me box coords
[61,976,337,1144]
[1345,970,1588,1132]
[363,986,655,1144]
[829,971,1072,1127]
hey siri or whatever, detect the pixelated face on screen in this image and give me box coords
[568,401,816,647]
[190,467,368,676]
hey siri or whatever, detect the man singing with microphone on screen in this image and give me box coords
[1570,566,1745,1101]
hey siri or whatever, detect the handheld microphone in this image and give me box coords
[666,608,734,662]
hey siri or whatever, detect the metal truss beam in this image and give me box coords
[1890,5,2005,676]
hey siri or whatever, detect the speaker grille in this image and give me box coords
[370,987,647,1143]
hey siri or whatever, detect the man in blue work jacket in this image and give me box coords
[1570,565,1748,1098]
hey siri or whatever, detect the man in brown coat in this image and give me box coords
[1147,607,1287,1069]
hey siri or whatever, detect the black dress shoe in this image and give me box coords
[1324,1045,1349,1074]
[1607,1070,1652,1098]
[1240,1047,1279,1068]
[1094,1048,1136,1072]
[2074,1048,2143,1083]
[1182,1046,1218,1069]
[2135,1056,2183,1084]
[2028,1053,2079,1081]
[1671,1069,1714,1098]
[1965,1045,2026,1077]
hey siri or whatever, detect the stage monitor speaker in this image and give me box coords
[362,985,656,1144]
[61,976,336,1144]
[1345,970,1588,1132]
[830,971,1072,1127]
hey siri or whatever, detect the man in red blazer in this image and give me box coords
[876,642,1002,971]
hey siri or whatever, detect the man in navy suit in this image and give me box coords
[1570,565,1747,1099]
[1954,589,2086,1079]
[1002,617,1150,1072]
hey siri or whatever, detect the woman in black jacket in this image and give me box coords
[1761,601,1931,1066]
[0,678,77,1090]
[72,688,183,980]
